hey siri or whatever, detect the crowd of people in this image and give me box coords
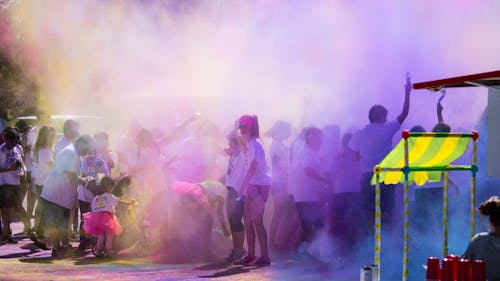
[0,77,499,278]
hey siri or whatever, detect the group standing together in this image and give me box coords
[1,76,499,279]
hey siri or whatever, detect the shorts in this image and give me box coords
[360,172,395,213]
[246,184,270,202]
[40,197,70,230]
[0,185,19,208]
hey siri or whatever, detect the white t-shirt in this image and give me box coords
[225,151,247,189]
[246,138,271,186]
[41,144,80,209]
[31,147,53,186]
[269,140,290,185]
[54,135,72,159]
[349,120,400,172]
[289,146,325,202]
[91,192,120,214]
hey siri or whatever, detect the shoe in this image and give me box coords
[225,248,246,262]
[1,236,18,244]
[51,246,66,257]
[251,256,271,267]
[234,255,256,265]
[70,232,79,242]
[94,248,105,258]
[34,240,50,250]
[104,249,115,258]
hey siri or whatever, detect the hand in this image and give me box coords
[405,74,412,93]
[130,199,138,205]
[223,227,230,237]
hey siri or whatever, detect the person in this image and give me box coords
[198,180,231,255]
[264,121,292,252]
[77,141,110,251]
[39,135,93,256]
[54,119,80,157]
[83,176,136,258]
[30,125,57,242]
[234,114,272,267]
[53,119,81,240]
[94,131,115,172]
[0,126,24,244]
[222,130,248,262]
[462,196,500,280]
[349,76,411,238]
[159,181,215,262]
[288,127,330,259]
[328,132,361,260]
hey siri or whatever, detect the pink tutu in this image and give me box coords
[82,211,122,236]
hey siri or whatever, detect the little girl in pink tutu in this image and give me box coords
[83,176,137,257]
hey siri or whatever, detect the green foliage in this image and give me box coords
[0,28,40,122]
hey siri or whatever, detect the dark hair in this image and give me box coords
[368,105,388,123]
[76,135,95,156]
[304,126,322,145]
[63,119,79,137]
[99,176,116,194]
[239,114,260,138]
[410,125,426,133]
[113,176,132,197]
[33,125,57,159]
[478,196,500,226]
[2,126,19,142]
[432,122,451,133]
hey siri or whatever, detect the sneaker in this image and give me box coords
[234,255,256,265]
[51,246,66,257]
[251,256,271,267]
[104,249,115,258]
[1,236,18,244]
[94,248,105,258]
[34,240,51,250]
[225,248,246,262]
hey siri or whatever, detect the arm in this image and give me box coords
[304,166,330,184]
[437,92,445,123]
[64,171,87,185]
[239,160,256,195]
[396,75,412,125]
[119,199,137,205]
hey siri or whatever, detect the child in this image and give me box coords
[77,143,110,251]
[234,114,272,267]
[83,176,136,257]
[223,130,248,262]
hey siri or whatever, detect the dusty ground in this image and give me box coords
[0,222,356,281]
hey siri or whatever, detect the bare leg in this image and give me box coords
[96,234,105,250]
[105,232,114,250]
[253,198,269,260]
[243,198,255,257]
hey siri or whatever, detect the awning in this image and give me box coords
[371,135,471,186]
[413,70,500,91]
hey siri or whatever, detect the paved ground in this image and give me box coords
[0,223,357,281]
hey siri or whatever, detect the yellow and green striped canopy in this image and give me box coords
[371,135,471,186]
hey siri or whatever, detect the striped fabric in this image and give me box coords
[371,136,471,186]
